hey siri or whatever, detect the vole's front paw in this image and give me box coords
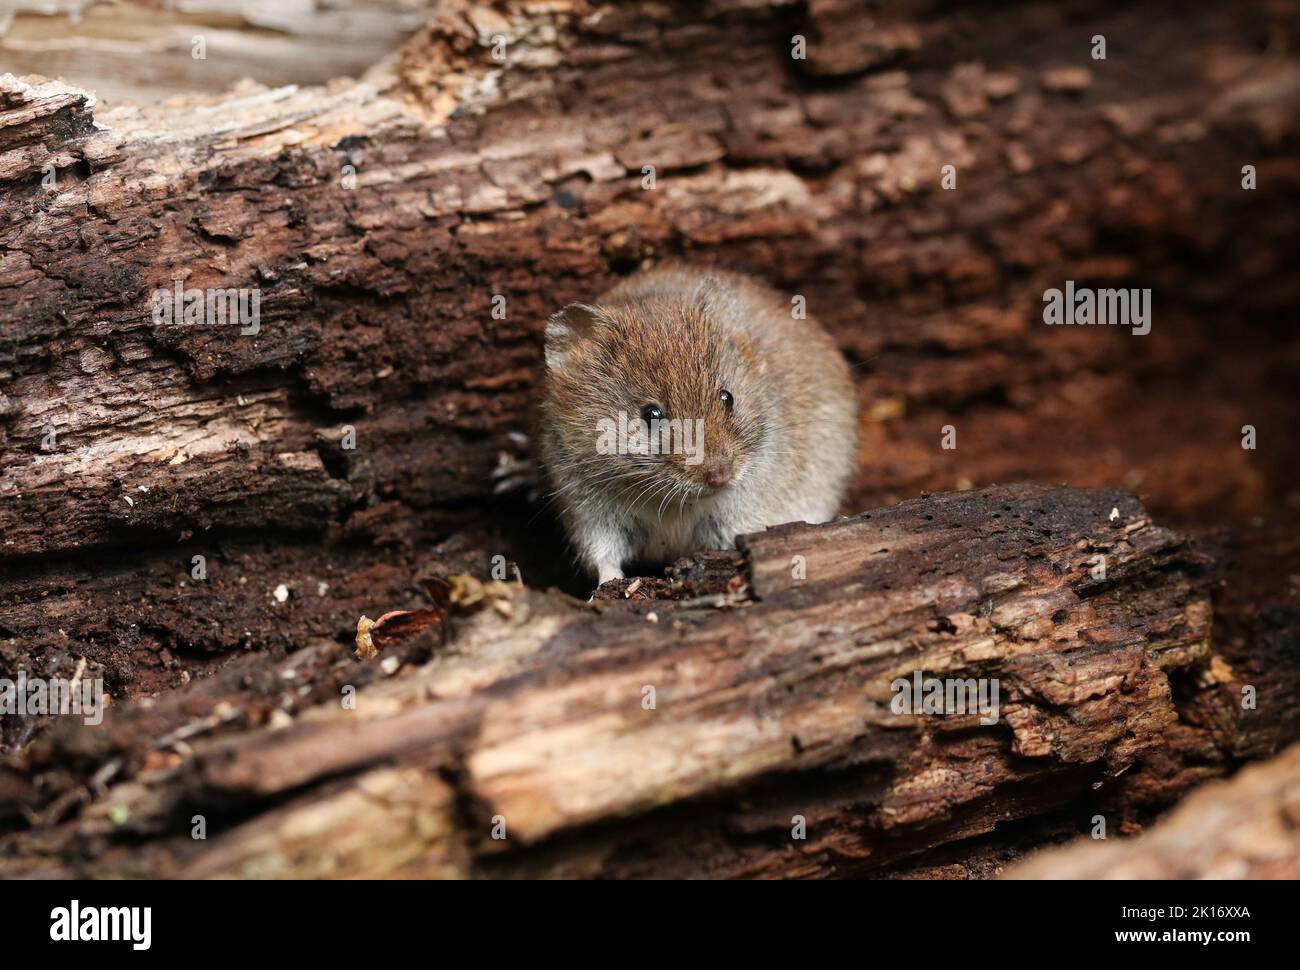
[588,572,629,603]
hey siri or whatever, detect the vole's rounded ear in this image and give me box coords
[545,302,604,370]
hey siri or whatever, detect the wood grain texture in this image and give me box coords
[1004,740,1300,879]
[3,0,1299,560]
[0,1,434,106]
[0,483,1257,878]
[2,0,1299,878]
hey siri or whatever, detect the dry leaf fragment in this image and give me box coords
[355,615,377,660]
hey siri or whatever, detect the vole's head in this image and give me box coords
[540,279,770,508]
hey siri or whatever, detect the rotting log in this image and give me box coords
[872,518,1300,879]
[1,483,1266,879]
[2,0,1298,736]
[1003,740,1300,879]
[4,0,1300,561]
[0,1,435,106]
[1,0,1299,878]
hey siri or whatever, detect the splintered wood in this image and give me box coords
[1,485,1248,879]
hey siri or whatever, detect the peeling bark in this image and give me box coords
[1004,740,1300,879]
[2,0,1299,878]
[0,484,1264,879]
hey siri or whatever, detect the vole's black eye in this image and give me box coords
[719,389,734,412]
[641,403,664,425]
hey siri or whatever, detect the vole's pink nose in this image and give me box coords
[703,459,733,488]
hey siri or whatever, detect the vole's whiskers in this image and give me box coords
[534,265,857,584]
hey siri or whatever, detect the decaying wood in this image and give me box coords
[1004,740,1300,879]
[2,0,1297,721]
[0,1,434,106]
[0,483,1259,878]
[4,0,1300,557]
[2,0,1299,878]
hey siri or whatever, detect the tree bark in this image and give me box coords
[2,483,1285,879]
[3,0,1299,559]
[0,1,435,106]
[2,0,1299,877]
[1003,740,1300,879]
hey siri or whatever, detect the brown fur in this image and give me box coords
[536,264,859,584]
